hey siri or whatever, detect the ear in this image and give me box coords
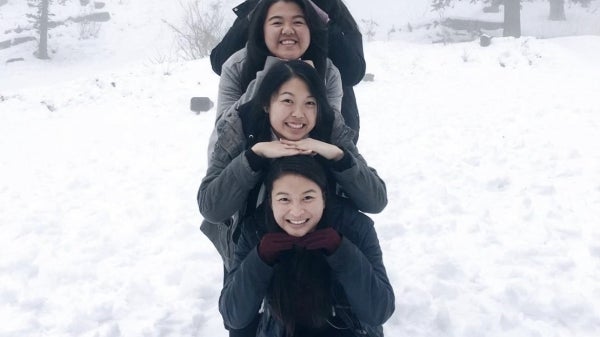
[263,106,269,113]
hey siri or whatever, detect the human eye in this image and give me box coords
[293,17,306,25]
[306,100,317,107]
[276,196,290,203]
[270,19,283,26]
[281,98,294,105]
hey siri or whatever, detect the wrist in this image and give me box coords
[245,149,269,171]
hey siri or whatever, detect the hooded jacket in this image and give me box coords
[219,199,395,337]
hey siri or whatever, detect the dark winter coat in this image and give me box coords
[199,102,387,270]
[219,199,395,337]
[209,0,365,141]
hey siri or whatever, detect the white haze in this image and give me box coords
[1,1,599,336]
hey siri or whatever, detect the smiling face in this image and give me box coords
[268,76,317,140]
[270,173,325,237]
[263,1,310,60]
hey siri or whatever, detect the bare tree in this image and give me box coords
[164,0,225,60]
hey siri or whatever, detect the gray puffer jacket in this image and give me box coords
[207,48,344,164]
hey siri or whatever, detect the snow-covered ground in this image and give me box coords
[1,1,600,336]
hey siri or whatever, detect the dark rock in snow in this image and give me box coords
[190,97,214,113]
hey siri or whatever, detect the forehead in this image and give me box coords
[275,77,311,96]
[266,1,304,18]
[272,173,321,193]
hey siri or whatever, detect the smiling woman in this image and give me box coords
[218,155,395,337]
[197,60,387,276]
[263,1,311,61]
[205,0,341,167]
[266,76,317,140]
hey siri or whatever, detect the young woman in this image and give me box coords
[207,0,348,163]
[198,60,387,271]
[211,0,365,142]
[220,155,395,337]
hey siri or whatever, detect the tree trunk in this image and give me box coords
[548,0,566,21]
[37,0,50,59]
[503,0,521,38]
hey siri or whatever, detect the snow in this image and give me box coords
[1,0,600,337]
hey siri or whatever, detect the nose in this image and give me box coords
[290,105,304,118]
[288,203,303,216]
[282,23,294,35]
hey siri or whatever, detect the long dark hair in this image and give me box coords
[263,156,333,336]
[241,0,328,93]
[244,60,334,145]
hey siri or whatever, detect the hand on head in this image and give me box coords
[279,138,344,161]
[251,140,313,159]
[311,0,340,16]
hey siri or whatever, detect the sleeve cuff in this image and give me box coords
[328,149,353,171]
[245,149,269,172]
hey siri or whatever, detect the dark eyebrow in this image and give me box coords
[267,14,305,22]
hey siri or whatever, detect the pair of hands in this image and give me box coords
[251,138,344,161]
[258,228,342,265]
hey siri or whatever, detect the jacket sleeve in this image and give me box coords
[325,59,345,132]
[209,52,282,162]
[325,59,344,116]
[219,223,273,329]
[209,17,248,75]
[327,127,388,214]
[209,0,258,75]
[327,213,395,326]
[326,8,366,86]
[198,116,263,223]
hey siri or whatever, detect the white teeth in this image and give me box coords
[288,219,307,225]
[287,122,303,129]
[281,40,296,45]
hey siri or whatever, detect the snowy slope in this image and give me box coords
[1,1,600,337]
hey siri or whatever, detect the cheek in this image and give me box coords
[271,205,286,227]
[307,111,317,127]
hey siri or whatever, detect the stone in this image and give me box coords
[190,97,214,113]
[480,34,492,47]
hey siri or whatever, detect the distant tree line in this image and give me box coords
[431,0,597,38]
[432,0,597,21]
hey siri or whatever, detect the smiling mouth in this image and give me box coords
[287,219,309,225]
[286,122,305,129]
[280,39,297,45]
